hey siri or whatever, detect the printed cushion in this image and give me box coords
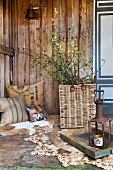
[0,95,29,125]
[26,107,46,122]
[6,81,44,107]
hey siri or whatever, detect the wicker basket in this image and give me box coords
[59,80,96,128]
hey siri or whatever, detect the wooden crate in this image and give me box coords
[60,128,113,159]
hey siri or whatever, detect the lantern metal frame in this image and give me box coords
[88,90,111,149]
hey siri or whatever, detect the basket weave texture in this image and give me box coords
[59,84,96,128]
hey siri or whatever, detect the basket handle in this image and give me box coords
[70,76,86,92]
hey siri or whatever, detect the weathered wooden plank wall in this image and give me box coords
[0,0,13,97]
[0,0,93,115]
[0,0,4,97]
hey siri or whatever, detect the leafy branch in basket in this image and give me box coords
[18,33,105,85]
[41,34,93,84]
[18,9,105,85]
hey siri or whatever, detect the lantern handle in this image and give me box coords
[94,89,104,102]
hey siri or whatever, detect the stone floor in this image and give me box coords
[0,134,59,167]
[0,115,111,170]
[0,133,103,170]
[0,115,60,167]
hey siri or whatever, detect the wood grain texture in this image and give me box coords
[0,44,14,56]
[29,0,37,85]
[17,0,26,86]
[3,0,10,95]
[51,0,60,114]
[60,128,113,159]
[0,0,4,97]
[12,0,18,85]
[0,0,94,114]
[40,0,49,113]
[0,54,5,97]
[35,0,41,83]
[60,0,66,52]
[0,0,3,44]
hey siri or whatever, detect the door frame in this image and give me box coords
[94,0,113,115]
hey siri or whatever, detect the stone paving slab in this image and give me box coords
[0,134,59,167]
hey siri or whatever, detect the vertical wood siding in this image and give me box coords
[0,0,4,97]
[0,0,93,115]
[3,0,10,95]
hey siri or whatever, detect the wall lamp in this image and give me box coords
[25,4,40,19]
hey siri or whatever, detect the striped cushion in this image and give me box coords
[0,95,29,125]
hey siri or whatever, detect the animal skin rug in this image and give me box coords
[0,127,29,136]
[0,120,49,136]
[0,124,29,136]
[0,124,15,132]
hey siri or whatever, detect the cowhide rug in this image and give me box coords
[0,125,29,136]
[0,120,49,136]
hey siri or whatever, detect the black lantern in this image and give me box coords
[88,90,111,149]
[25,4,36,19]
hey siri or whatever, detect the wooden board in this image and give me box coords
[0,44,14,56]
[0,0,94,114]
[60,128,113,159]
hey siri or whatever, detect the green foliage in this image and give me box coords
[18,34,94,85]
[18,8,106,85]
[40,32,94,84]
